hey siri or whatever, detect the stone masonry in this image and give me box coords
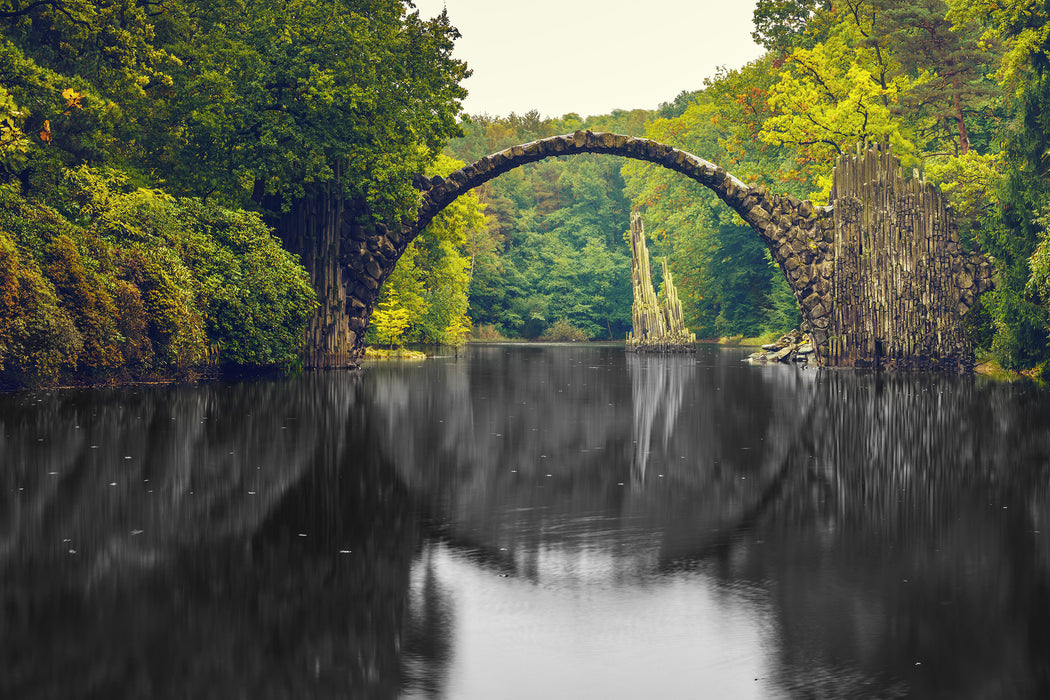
[332,131,992,369]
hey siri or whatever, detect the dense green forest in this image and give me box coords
[402,0,1050,378]
[0,0,467,387]
[5,0,1050,386]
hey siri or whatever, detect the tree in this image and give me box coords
[941,0,1050,371]
[759,2,922,199]
[366,154,483,346]
[370,290,411,349]
[623,59,802,338]
[752,0,829,54]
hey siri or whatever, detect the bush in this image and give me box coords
[470,324,506,341]
[0,230,81,385]
[539,318,589,342]
[43,233,124,372]
[0,168,318,387]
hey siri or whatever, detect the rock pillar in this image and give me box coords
[626,213,696,353]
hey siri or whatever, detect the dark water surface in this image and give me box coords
[2,344,1050,699]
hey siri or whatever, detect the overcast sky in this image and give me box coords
[410,0,766,119]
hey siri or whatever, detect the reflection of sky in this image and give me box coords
[406,541,781,700]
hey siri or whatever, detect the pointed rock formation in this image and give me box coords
[626,213,696,353]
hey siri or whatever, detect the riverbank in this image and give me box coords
[363,347,428,360]
[975,357,1048,384]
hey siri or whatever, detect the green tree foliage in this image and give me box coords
[0,0,468,383]
[365,154,481,346]
[0,228,80,381]
[147,0,469,219]
[370,289,411,349]
[880,0,1001,156]
[623,60,801,339]
[0,0,468,219]
[758,2,924,198]
[752,0,828,54]
[443,112,643,340]
[0,170,317,387]
[943,0,1050,371]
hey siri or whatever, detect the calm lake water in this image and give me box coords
[2,344,1050,699]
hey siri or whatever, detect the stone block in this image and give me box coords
[801,292,821,310]
[549,136,570,153]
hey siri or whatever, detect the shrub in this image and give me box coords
[539,318,589,342]
[43,233,124,372]
[0,168,318,385]
[0,230,81,385]
[471,324,506,341]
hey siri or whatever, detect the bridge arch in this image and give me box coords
[410,130,830,240]
[404,130,837,350]
[337,134,990,370]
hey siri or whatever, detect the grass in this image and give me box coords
[718,330,784,347]
[974,354,1048,384]
[363,347,427,360]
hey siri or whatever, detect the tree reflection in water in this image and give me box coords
[0,376,435,700]
[1,347,1049,698]
[371,347,1050,698]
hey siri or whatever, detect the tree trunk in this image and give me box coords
[953,91,971,155]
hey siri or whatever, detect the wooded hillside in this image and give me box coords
[5,0,1050,383]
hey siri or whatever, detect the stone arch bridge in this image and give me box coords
[312,131,993,370]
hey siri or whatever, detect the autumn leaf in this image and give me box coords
[62,88,83,110]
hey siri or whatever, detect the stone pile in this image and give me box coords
[745,329,815,365]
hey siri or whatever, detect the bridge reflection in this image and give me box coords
[1,350,1048,698]
[368,350,1050,697]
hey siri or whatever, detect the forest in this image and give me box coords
[3,0,1050,386]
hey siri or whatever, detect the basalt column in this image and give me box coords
[273,189,396,368]
[626,213,696,353]
[272,188,357,368]
[825,145,994,371]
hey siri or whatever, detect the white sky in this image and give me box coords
[410,0,766,119]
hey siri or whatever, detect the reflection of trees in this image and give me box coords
[402,542,456,699]
[369,345,818,581]
[8,348,1048,698]
[701,372,1050,699]
[0,378,343,573]
[0,375,433,699]
[370,346,1050,697]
